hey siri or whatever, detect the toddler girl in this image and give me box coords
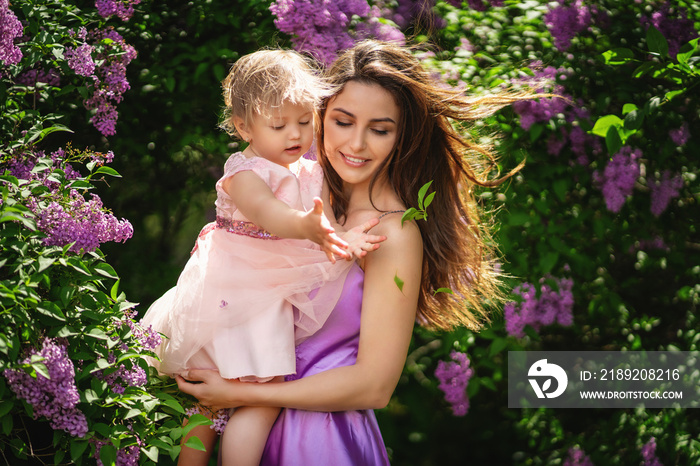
[141,49,380,466]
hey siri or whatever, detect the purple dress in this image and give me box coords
[260,264,390,465]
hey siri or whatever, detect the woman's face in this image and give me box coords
[323,81,400,189]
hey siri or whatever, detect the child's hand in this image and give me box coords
[302,198,350,263]
[340,217,387,260]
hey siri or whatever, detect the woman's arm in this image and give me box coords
[177,216,422,411]
[223,171,349,260]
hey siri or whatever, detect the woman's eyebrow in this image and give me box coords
[331,107,396,124]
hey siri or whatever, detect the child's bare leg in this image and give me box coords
[177,412,218,466]
[220,405,281,466]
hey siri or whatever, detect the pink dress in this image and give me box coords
[141,152,351,380]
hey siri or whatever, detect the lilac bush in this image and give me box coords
[544,0,592,51]
[0,1,189,463]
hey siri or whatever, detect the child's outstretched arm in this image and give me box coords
[223,171,349,262]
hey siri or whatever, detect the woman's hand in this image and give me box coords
[176,370,245,411]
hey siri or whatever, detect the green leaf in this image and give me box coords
[664,89,684,101]
[394,273,404,292]
[183,436,207,452]
[675,38,698,65]
[489,338,509,357]
[423,191,435,210]
[70,440,90,462]
[110,279,120,300]
[32,362,50,379]
[590,115,623,138]
[0,400,13,418]
[93,166,121,178]
[417,180,433,208]
[183,414,213,434]
[623,109,645,131]
[621,103,638,115]
[646,26,669,57]
[142,446,159,462]
[37,256,56,273]
[602,48,634,65]
[99,444,117,466]
[433,287,454,295]
[605,125,623,156]
[93,262,118,279]
[400,207,418,226]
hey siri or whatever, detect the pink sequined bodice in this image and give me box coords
[214,152,323,224]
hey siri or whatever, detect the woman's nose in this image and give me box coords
[349,129,366,152]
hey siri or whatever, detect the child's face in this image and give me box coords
[243,102,314,168]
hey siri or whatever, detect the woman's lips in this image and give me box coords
[341,152,368,167]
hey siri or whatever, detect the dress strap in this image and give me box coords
[377,210,404,220]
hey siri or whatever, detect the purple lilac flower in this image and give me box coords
[16,68,61,87]
[35,190,133,253]
[65,43,96,77]
[0,0,23,65]
[185,406,230,435]
[435,351,473,416]
[669,122,690,146]
[629,236,669,254]
[3,339,88,437]
[641,4,697,58]
[505,276,574,338]
[544,0,592,52]
[74,28,136,136]
[95,0,141,21]
[648,170,683,217]
[512,65,570,130]
[270,0,403,66]
[592,146,641,213]
[563,446,594,466]
[93,436,142,466]
[641,437,663,466]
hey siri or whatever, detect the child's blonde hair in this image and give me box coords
[220,49,328,139]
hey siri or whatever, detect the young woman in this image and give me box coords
[177,40,534,465]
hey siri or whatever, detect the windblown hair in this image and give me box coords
[317,40,536,331]
[220,49,329,139]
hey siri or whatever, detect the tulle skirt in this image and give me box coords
[141,224,351,379]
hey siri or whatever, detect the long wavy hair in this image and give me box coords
[317,40,535,331]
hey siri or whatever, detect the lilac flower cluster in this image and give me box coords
[83,29,137,136]
[641,437,663,466]
[669,122,690,146]
[96,352,147,395]
[464,0,504,11]
[92,436,142,466]
[65,43,96,77]
[648,170,683,217]
[185,406,231,435]
[435,351,473,416]
[36,190,133,253]
[629,235,669,254]
[592,146,641,213]
[544,0,592,52]
[512,65,570,131]
[95,0,141,21]
[123,309,162,352]
[270,0,404,66]
[0,0,23,65]
[3,339,88,437]
[504,276,574,338]
[563,446,594,466]
[641,4,697,58]
[16,68,61,87]
[545,104,603,166]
